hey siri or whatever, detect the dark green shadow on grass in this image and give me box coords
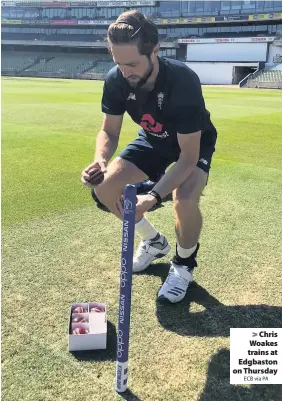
[199,348,282,401]
[140,262,282,337]
[139,263,282,400]
[116,349,282,401]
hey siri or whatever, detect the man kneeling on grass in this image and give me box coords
[81,10,218,303]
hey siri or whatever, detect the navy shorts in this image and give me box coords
[118,136,215,182]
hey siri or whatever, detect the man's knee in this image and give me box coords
[173,198,199,218]
[173,168,208,206]
[94,156,146,206]
[94,180,122,206]
[94,158,128,205]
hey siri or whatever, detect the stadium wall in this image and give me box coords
[186,62,257,85]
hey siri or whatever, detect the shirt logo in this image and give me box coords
[127,93,136,101]
[157,92,164,110]
[140,113,163,133]
[149,130,169,138]
[199,158,208,165]
[140,114,169,138]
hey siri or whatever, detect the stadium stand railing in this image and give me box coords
[247,68,282,89]
[2,32,46,41]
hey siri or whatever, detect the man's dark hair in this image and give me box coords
[107,10,159,57]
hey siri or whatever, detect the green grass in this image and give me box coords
[2,77,282,401]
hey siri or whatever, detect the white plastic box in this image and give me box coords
[68,302,107,351]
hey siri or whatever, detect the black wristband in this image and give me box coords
[148,190,162,205]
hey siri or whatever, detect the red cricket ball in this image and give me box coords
[87,167,104,186]
[90,306,104,313]
[72,306,86,314]
[72,327,88,335]
[72,316,88,323]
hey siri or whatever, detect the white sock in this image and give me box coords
[135,217,159,241]
[177,242,197,258]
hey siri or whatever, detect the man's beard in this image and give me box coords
[127,57,154,91]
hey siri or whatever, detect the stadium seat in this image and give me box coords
[86,61,115,74]
[247,67,282,88]
[1,52,39,73]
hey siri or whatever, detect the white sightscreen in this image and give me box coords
[186,63,233,84]
[186,43,267,62]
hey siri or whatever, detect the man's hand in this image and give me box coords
[136,194,157,221]
[115,193,157,221]
[81,160,107,189]
[135,194,157,221]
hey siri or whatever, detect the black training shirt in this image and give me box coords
[102,56,217,156]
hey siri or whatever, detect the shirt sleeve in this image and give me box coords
[170,69,207,134]
[101,67,126,115]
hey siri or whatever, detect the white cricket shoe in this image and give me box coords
[133,233,171,273]
[157,263,193,303]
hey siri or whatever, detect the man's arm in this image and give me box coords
[94,113,124,166]
[152,131,201,199]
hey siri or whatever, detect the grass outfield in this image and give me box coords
[2,77,282,401]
